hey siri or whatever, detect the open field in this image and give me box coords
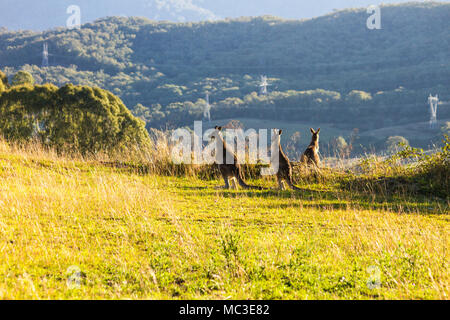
[210,118,450,151]
[359,119,450,142]
[201,118,352,144]
[0,142,448,300]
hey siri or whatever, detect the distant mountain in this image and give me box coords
[0,0,218,31]
[0,2,449,142]
[0,0,423,31]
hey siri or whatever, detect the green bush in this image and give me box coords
[0,83,151,156]
[349,135,449,198]
[386,136,409,154]
[441,122,450,136]
[0,70,7,87]
[395,135,449,197]
[11,70,35,86]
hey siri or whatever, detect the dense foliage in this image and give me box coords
[0,80,151,155]
[11,70,35,86]
[0,3,448,153]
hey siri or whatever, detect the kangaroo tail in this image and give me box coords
[287,177,301,191]
[237,173,265,190]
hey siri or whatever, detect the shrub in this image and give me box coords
[0,70,7,88]
[394,135,449,197]
[347,135,449,198]
[441,122,450,136]
[0,83,151,156]
[386,136,409,154]
[11,70,35,86]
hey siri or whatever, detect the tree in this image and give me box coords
[346,90,372,104]
[0,82,151,155]
[0,69,8,88]
[386,136,409,154]
[132,103,151,122]
[0,3,448,145]
[12,71,35,86]
[333,136,349,157]
[441,122,450,136]
[286,131,302,158]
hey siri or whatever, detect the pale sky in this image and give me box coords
[0,0,448,31]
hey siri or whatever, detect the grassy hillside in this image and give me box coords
[0,139,448,299]
[0,2,449,136]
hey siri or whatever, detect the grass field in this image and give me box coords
[0,143,448,300]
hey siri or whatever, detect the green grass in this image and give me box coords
[0,147,448,300]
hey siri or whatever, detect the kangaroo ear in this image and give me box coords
[310,128,315,134]
[279,129,283,135]
[316,128,321,133]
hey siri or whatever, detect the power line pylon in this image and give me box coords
[259,75,269,96]
[42,43,49,68]
[428,94,439,129]
[203,93,211,122]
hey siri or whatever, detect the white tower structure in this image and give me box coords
[42,43,49,68]
[259,75,269,96]
[203,93,211,122]
[428,94,439,129]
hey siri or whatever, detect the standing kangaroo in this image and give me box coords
[301,128,321,168]
[272,129,301,190]
[212,126,264,190]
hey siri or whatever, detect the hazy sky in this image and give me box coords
[0,0,448,31]
[201,0,424,20]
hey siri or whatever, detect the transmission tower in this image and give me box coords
[259,75,269,96]
[203,92,211,122]
[428,94,439,129]
[41,43,49,68]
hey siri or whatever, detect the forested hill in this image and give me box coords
[0,2,449,133]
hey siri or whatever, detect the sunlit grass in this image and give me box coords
[0,140,448,299]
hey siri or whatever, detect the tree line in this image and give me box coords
[0,3,448,132]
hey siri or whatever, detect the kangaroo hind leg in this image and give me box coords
[286,176,301,191]
[215,171,230,189]
[277,176,286,190]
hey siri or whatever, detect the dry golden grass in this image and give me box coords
[0,138,448,299]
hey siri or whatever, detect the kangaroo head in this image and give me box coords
[272,129,283,146]
[310,128,320,142]
[211,126,223,141]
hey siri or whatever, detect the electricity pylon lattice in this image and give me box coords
[203,93,211,122]
[259,75,269,96]
[42,43,49,68]
[428,94,439,129]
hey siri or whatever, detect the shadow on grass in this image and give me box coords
[179,186,209,190]
[177,184,448,215]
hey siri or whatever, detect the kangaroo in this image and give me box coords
[301,128,321,168]
[212,126,264,190]
[272,129,301,190]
